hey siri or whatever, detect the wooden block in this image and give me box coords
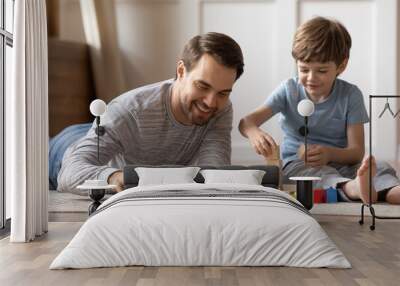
[266,145,280,161]
[265,145,283,189]
[326,187,338,203]
[265,159,281,167]
[314,189,326,203]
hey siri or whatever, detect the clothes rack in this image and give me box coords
[359,95,400,230]
[378,97,395,118]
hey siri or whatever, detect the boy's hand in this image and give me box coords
[298,144,330,167]
[108,171,124,193]
[297,144,306,160]
[247,128,277,158]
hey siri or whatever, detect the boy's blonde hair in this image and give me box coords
[292,16,351,66]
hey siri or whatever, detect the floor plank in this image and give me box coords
[0,216,399,286]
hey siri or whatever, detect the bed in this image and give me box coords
[50,166,350,269]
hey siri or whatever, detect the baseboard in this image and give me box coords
[49,211,87,222]
[310,202,400,217]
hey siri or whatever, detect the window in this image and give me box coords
[0,0,14,233]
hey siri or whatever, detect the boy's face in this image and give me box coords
[297,60,347,100]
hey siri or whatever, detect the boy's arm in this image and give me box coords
[327,122,365,164]
[239,105,278,158]
[302,123,364,166]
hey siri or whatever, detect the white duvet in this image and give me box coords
[50,183,351,269]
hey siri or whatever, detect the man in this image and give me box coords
[57,32,244,194]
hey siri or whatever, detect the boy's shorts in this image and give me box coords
[283,159,399,202]
[336,187,388,202]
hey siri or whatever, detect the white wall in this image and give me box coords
[200,1,284,165]
[114,0,399,163]
[115,0,182,88]
[59,0,400,164]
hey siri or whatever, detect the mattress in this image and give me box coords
[50,183,351,269]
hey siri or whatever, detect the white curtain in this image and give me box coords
[7,0,49,242]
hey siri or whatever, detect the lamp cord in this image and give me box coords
[96,116,100,179]
[97,125,100,163]
[304,116,308,165]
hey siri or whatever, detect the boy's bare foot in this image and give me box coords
[356,156,377,203]
[343,156,377,204]
[386,185,400,204]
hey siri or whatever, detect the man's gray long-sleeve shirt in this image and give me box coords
[57,79,233,193]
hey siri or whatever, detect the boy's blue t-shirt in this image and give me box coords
[264,77,369,167]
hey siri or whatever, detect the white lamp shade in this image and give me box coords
[297,99,315,117]
[90,99,107,116]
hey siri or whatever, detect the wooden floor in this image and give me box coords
[0,216,399,286]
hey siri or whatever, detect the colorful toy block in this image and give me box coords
[326,187,338,203]
[313,189,326,203]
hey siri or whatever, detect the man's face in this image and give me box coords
[175,54,237,126]
[297,60,346,101]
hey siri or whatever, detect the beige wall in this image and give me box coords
[54,0,400,163]
[57,0,86,43]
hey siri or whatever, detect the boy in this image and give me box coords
[239,16,400,204]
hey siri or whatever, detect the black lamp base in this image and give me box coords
[88,188,105,215]
[296,180,313,210]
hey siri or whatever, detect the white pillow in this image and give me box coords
[135,167,201,186]
[200,169,266,185]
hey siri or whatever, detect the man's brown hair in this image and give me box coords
[292,17,351,66]
[181,32,244,80]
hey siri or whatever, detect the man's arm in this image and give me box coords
[191,105,233,166]
[57,101,133,193]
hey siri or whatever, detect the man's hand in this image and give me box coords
[108,171,124,193]
[247,128,278,158]
[297,144,331,167]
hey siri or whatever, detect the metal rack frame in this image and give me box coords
[359,95,400,230]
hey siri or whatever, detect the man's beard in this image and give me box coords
[180,99,212,126]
